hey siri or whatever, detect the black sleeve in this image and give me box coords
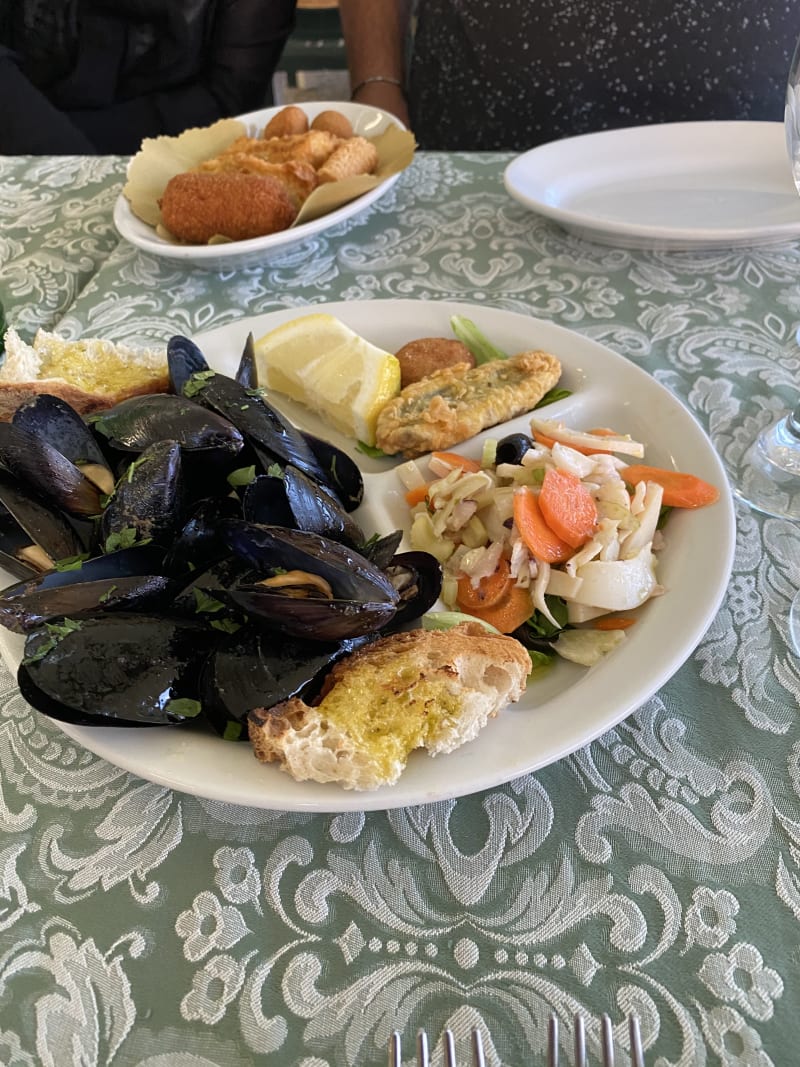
[0,46,96,153]
[67,0,298,153]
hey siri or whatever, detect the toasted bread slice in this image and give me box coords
[248,621,530,791]
[0,328,169,421]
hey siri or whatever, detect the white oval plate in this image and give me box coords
[0,301,736,812]
[113,101,407,270]
[504,120,800,250]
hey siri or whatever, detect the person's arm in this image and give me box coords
[338,0,412,126]
[0,46,96,153]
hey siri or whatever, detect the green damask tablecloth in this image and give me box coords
[0,152,799,1067]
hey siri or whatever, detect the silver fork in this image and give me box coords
[389,1013,645,1065]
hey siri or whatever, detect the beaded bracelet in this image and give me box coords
[350,75,404,100]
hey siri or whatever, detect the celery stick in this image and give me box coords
[449,315,508,364]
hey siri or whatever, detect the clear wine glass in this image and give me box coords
[730,35,800,654]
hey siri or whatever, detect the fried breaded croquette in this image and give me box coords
[394,337,476,388]
[310,109,354,139]
[195,156,318,210]
[375,350,563,458]
[263,105,309,138]
[317,135,379,183]
[159,172,297,244]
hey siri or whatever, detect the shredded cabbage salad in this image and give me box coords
[398,418,671,671]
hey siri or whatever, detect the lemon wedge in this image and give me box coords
[253,313,401,445]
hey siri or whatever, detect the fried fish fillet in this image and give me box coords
[375,350,563,458]
[195,156,318,209]
[159,172,297,243]
[220,130,341,168]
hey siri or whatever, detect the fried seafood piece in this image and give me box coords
[375,349,563,458]
[263,105,309,138]
[248,622,530,790]
[221,129,341,167]
[159,171,297,243]
[195,156,318,209]
[394,337,476,388]
[317,135,379,182]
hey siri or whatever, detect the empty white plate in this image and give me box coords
[504,120,800,250]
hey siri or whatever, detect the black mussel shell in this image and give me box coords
[283,464,364,547]
[241,473,295,528]
[0,545,171,633]
[235,333,257,389]
[0,422,102,517]
[200,628,372,739]
[101,440,183,549]
[222,521,399,640]
[383,550,443,627]
[13,394,115,496]
[360,529,403,570]
[19,614,217,726]
[495,432,536,466]
[90,394,244,455]
[164,495,242,578]
[167,333,210,395]
[301,431,364,512]
[223,521,398,604]
[0,473,86,574]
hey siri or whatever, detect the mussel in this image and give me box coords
[100,440,184,550]
[0,422,103,517]
[13,394,115,496]
[222,521,400,640]
[0,473,87,576]
[18,614,218,726]
[90,394,244,456]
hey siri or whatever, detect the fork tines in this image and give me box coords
[390,1013,644,1066]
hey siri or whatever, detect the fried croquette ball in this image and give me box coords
[311,109,354,139]
[263,105,309,138]
[394,338,476,388]
[159,172,297,244]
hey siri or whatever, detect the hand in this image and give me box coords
[352,81,410,128]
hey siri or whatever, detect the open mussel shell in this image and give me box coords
[235,333,257,389]
[222,521,399,640]
[0,422,102,518]
[241,473,295,528]
[283,464,364,547]
[90,394,244,455]
[167,335,340,501]
[164,495,242,578]
[12,394,115,496]
[301,432,364,512]
[383,551,443,627]
[101,440,183,549]
[0,545,171,633]
[199,628,372,739]
[19,614,217,727]
[0,473,86,576]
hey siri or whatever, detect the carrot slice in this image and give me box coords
[593,616,637,630]
[532,427,619,456]
[465,583,534,634]
[621,465,720,508]
[430,452,482,473]
[405,484,431,507]
[513,486,573,563]
[456,558,512,611]
[538,468,598,549]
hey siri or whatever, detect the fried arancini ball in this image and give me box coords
[394,338,476,388]
[263,105,309,138]
[159,172,297,244]
[310,109,354,139]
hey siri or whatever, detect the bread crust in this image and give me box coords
[248,621,530,790]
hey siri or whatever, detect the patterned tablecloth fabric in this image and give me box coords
[0,152,798,1067]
